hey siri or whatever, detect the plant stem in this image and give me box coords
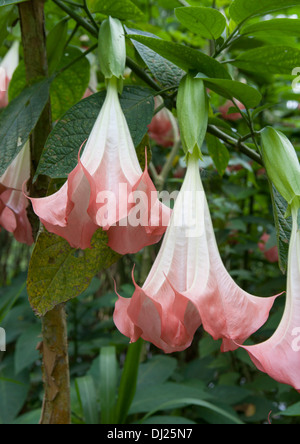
[39,304,71,424]
[19,0,71,425]
[53,0,162,92]
[207,125,263,165]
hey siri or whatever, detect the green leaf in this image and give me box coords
[140,396,244,425]
[0,275,26,324]
[241,18,300,38]
[200,78,262,109]
[125,26,184,88]
[0,359,29,424]
[229,0,300,24]
[9,47,90,122]
[86,0,144,20]
[137,355,177,388]
[0,78,51,177]
[0,6,18,47]
[206,133,230,177]
[75,375,100,424]
[233,46,300,75]
[270,185,292,274]
[51,46,90,121]
[115,339,143,424]
[14,324,41,375]
[35,86,155,179]
[0,0,27,5]
[278,401,300,417]
[27,229,120,316]
[130,382,211,415]
[175,7,226,40]
[99,346,118,424]
[129,34,231,79]
[46,18,69,75]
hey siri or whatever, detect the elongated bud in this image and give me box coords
[98,17,126,81]
[261,127,300,208]
[177,73,208,158]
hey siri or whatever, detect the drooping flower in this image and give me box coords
[30,78,170,254]
[114,152,277,353]
[148,96,180,148]
[0,141,33,245]
[0,41,19,108]
[240,206,300,391]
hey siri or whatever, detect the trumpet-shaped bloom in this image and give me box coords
[114,154,277,353]
[0,41,19,108]
[0,141,33,245]
[30,79,170,254]
[240,207,300,391]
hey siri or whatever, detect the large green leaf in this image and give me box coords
[233,46,300,75]
[75,375,99,424]
[0,78,51,176]
[0,358,29,424]
[125,27,184,88]
[0,5,17,47]
[35,86,155,179]
[229,0,300,24]
[241,18,300,38]
[129,35,231,80]
[9,46,90,122]
[206,133,230,177]
[99,346,118,424]
[199,77,262,109]
[27,229,120,316]
[115,339,143,424]
[175,6,226,39]
[50,46,90,120]
[86,0,144,20]
[14,324,41,375]
[0,0,26,5]
[270,185,292,274]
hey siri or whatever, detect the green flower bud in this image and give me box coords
[98,17,126,81]
[177,73,208,158]
[261,127,300,209]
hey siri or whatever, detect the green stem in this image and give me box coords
[207,124,263,165]
[53,0,162,92]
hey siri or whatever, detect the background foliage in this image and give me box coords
[1,0,300,424]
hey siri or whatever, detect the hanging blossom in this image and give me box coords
[237,127,300,391]
[0,141,33,245]
[29,78,171,254]
[240,205,300,391]
[0,41,19,108]
[114,153,278,353]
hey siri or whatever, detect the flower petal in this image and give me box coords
[239,213,300,390]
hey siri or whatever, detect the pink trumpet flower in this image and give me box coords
[114,153,277,353]
[240,206,300,391]
[30,78,170,254]
[0,141,33,245]
[0,41,19,108]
